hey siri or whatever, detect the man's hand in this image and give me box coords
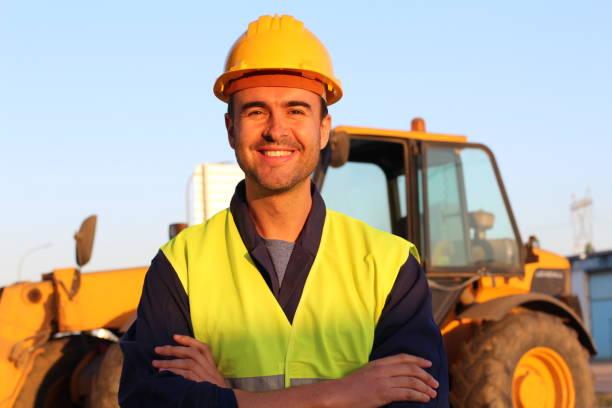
[152,335,229,388]
[330,353,439,406]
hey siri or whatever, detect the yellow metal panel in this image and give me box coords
[474,248,570,303]
[530,248,570,270]
[333,125,468,143]
[474,284,527,303]
[440,319,475,335]
[54,267,147,332]
[0,281,55,407]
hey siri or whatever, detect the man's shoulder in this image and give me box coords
[158,209,231,290]
[326,209,407,242]
[161,209,229,255]
[325,209,418,258]
[325,209,421,263]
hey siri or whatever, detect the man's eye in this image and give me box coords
[289,109,305,115]
[247,110,265,116]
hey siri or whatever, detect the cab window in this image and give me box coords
[322,162,391,232]
[424,145,521,272]
[321,138,406,237]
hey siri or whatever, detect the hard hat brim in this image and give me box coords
[214,68,342,105]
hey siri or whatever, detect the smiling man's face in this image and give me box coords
[225,86,331,195]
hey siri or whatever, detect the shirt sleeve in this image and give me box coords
[370,254,450,408]
[119,250,238,408]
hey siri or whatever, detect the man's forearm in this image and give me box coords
[370,256,449,407]
[233,354,438,408]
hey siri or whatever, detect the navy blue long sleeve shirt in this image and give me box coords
[119,181,448,407]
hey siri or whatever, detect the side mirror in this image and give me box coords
[75,215,97,267]
[329,131,350,168]
[57,215,97,301]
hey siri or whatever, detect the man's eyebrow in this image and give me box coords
[240,101,269,111]
[285,101,312,110]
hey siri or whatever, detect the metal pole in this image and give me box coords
[16,242,52,282]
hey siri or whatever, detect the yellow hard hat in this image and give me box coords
[214,14,342,105]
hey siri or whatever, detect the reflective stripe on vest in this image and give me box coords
[161,209,418,390]
[227,375,284,392]
[227,376,325,392]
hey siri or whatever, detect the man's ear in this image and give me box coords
[225,113,235,149]
[319,114,332,150]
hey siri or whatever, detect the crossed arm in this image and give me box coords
[119,251,448,407]
[153,334,438,407]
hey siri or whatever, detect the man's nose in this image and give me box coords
[263,113,288,141]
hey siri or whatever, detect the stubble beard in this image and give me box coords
[235,137,321,196]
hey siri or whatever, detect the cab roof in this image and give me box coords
[333,125,467,144]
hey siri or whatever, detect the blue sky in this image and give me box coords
[1,1,611,286]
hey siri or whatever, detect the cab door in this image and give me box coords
[418,142,525,322]
[421,142,523,277]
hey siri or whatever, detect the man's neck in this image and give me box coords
[245,179,312,242]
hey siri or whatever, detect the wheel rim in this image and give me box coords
[512,346,575,408]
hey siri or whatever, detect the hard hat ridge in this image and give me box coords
[247,14,299,34]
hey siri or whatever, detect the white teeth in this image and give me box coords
[262,151,292,157]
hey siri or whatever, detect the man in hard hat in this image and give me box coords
[120,15,448,407]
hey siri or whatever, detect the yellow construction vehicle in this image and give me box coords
[0,119,595,407]
[0,217,146,407]
[318,119,595,407]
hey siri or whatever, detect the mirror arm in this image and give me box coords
[56,269,82,301]
[524,235,540,264]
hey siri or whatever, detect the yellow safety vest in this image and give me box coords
[161,209,418,391]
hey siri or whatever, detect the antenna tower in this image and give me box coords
[570,190,593,258]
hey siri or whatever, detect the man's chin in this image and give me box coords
[248,176,308,196]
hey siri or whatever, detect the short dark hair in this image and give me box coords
[227,95,329,122]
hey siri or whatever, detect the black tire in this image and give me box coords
[14,337,97,408]
[88,343,123,408]
[450,311,594,408]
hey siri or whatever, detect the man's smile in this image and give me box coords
[260,150,294,157]
[255,146,299,162]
